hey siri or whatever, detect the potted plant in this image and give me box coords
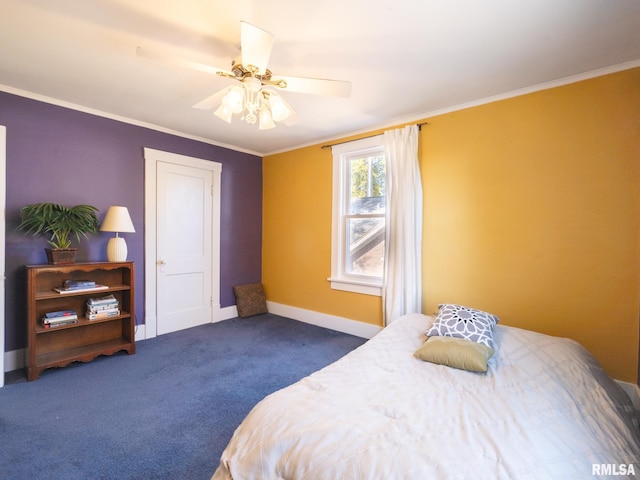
[17,203,99,264]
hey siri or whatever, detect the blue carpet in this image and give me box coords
[0,314,366,480]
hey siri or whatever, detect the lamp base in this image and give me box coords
[106,237,128,262]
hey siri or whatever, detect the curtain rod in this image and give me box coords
[320,122,430,149]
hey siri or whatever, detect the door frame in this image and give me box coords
[0,126,5,386]
[143,148,222,339]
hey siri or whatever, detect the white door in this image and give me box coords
[144,148,222,339]
[156,161,213,335]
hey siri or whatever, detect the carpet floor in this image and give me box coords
[0,314,366,480]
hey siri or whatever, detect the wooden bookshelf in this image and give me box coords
[26,261,135,381]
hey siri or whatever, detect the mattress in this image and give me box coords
[212,313,640,479]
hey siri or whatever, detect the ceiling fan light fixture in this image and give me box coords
[213,81,294,129]
[269,92,292,122]
[222,86,244,114]
[244,112,258,125]
[214,104,233,123]
[141,21,352,131]
[259,108,275,130]
[243,76,262,93]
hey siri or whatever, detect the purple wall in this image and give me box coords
[1,91,263,352]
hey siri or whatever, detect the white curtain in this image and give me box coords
[382,125,423,325]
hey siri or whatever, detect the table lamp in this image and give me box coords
[100,206,135,262]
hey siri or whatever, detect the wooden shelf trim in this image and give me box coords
[35,312,132,334]
[34,284,130,300]
[35,338,134,370]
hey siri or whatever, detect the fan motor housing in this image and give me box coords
[231,58,273,82]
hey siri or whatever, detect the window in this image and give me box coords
[330,136,385,296]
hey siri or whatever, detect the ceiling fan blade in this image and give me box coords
[240,21,274,75]
[273,75,352,97]
[136,46,233,77]
[192,86,234,110]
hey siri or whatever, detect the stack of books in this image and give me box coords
[42,309,78,328]
[54,279,108,294]
[85,294,120,320]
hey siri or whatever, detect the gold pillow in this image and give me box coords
[414,336,495,372]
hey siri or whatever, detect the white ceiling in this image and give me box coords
[1,0,639,156]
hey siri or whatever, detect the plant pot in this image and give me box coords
[45,248,78,265]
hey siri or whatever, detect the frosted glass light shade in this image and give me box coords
[269,93,291,122]
[259,109,275,130]
[223,86,244,113]
[214,104,233,123]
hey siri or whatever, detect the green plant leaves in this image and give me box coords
[18,203,99,249]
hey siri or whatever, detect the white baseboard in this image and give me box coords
[266,301,382,339]
[135,324,146,342]
[4,348,25,372]
[215,305,238,323]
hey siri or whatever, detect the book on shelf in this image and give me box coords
[85,294,120,320]
[86,294,118,306]
[63,279,96,289]
[86,301,119,313]
[86,309,120,320]
[43,315,78,324]
[43,318,78,328]
[43,309,77,319]
[53,284,108,294]
[42,310,78,326]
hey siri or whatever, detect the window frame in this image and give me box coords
[329,135,385,296]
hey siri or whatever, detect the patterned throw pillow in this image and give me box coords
[425,304,499,349]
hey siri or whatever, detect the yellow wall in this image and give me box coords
[263,67,640,382]
[263,141,383,323]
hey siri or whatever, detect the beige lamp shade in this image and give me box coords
[99,206,135,233]
[100,206,135,262]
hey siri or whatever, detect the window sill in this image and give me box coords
[327,277,382,297]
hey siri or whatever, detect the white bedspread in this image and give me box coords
[212,313,640,479]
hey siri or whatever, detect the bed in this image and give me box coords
[212,310,640,479]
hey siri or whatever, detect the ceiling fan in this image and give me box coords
[137,21,352,129]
